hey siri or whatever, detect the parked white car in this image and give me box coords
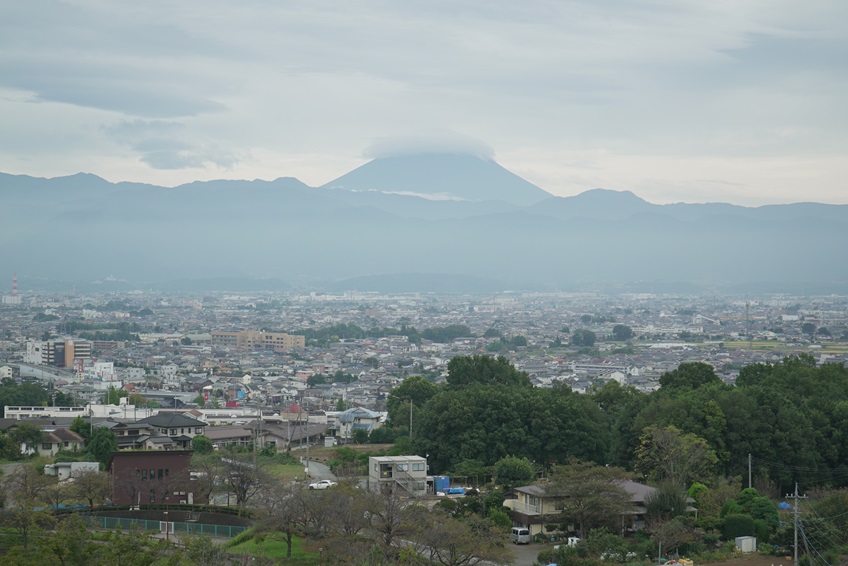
[308,479,337,490]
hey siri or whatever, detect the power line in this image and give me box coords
[799,523,831,566]
[803,506,848,549]
[800,520,838,557]
[749,455,848,482]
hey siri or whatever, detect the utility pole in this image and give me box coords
[786,482,807,566]
[748,453,752,488]
[409,399,413,442]
[253,406,262,473]
[305,405,310,478]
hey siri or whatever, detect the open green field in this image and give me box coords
[305,443,394,462]
[262,462,307,482]
[227,534,317,562]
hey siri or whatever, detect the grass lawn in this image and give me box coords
[306,443,394,461]
[226,534,317,561]
[0,527,24,550]
[262,462,307,482]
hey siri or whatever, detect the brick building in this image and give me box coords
[107,450,205,506]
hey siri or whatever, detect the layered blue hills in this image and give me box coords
[1,154,846,293]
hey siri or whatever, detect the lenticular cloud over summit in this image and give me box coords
[364,132,495,161]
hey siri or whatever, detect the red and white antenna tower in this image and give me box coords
[12,273,18,297]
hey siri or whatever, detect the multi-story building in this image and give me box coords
[212,330,305,351]
[84,361,117,381]
[367,455,428,496]
[107,450,204,506]
[24,339,91,367]
[5,405,88,420]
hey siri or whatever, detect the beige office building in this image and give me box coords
[212,330,305,350]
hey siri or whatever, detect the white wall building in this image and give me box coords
[23,340,43,364]
[85,361,117,381]
[120,367,146,381]
[3,403,157,420]
[367,455,428,496]
[44,461,99,481]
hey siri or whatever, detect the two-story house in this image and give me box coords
[329,407,383,440]
[109,413,206,450]
[107,450,205,506]
[367,455,428,496]
[506,480,658,538]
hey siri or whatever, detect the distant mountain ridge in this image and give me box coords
[1,156,847,293]
[321,153,552,206]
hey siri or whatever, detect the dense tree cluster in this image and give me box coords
[402,354,848,494]
[396,350,848,560]
[306,371,357,386]
[571,329,597,347]
[0,378,76,418]
[413,356,606,472]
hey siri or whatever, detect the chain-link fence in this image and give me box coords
[85,516,248,538]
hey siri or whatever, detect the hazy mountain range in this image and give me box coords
[2,153,847,294]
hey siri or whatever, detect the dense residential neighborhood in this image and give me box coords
[1,290,848,564]
[3,291,847,417]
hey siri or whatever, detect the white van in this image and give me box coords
[509,527,532,544]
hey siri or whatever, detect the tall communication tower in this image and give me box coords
[2,273,22,305]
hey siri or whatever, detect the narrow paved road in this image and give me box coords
[1,462,27,507]
[510,542,542,565]
[302,459,336,481]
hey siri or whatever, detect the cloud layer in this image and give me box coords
[0,0,846,204]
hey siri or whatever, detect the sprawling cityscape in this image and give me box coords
[1,284,848,563]
[1,289,846,411]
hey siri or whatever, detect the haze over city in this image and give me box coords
[2,1,847,206]
[5,6,848,564]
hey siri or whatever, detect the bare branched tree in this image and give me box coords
[220,455,264,507]
[70,469,110,508]
[190,454,220,504]
[414,511,514,566]
[254,482,306,559]
[367,489,423,553]
[0,465,55,548]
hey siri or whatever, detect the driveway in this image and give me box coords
[1,463,28,508]
[508,542,542,566]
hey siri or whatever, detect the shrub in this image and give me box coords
[701,532,721,548]
[723,513,755,539]
[753,519,770,544]
[535,546,604,566]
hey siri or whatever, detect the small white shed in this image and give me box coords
[44,461,100,481]
[735,536,757,553]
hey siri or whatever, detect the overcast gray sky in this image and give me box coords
[2,0,846,205]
